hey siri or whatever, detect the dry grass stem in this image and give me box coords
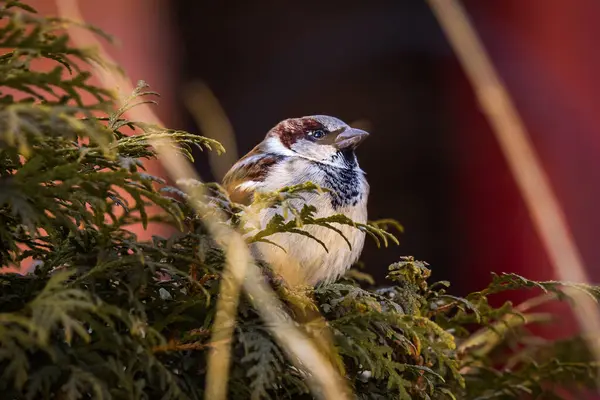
[182,82,239,181]
[427,0,600,376]
[56,1,350,398]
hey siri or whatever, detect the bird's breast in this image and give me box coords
[264,157,369,211]
[250,158,369,284]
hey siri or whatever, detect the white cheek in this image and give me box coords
[263,137,296,156]
[290,141,337,161]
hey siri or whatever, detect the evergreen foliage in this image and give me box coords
[0,2,598,398]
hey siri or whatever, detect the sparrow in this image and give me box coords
[223,115,369,285]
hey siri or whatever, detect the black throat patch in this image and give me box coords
[317,152,363,210]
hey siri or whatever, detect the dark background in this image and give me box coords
[171,0,464,289]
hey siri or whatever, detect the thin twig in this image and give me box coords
[152,340,209,353]
[427,0,600,378]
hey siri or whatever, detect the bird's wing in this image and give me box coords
[222,145,286,205]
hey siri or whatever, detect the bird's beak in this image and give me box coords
[334,128,369,150]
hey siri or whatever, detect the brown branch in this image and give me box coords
[152,340,209,354]
[198,273,219,286]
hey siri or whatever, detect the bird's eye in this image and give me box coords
[310,129,326,139]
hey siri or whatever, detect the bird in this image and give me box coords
[223,115,370,285]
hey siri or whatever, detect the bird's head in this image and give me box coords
[264,115,369,167]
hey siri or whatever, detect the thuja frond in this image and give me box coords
[0,270,175,398]
[245,182,400,251]
[237,328,287,399]
[367,218,403,246]
[461,359,600,400]
[107,81,225,156]
[315,278,462,399]
[0,103,115,156]
[480,272,600,303]
[173,180,400,254]
[251,181,327,208]
[0,84,220,268]
[0,2,117,155]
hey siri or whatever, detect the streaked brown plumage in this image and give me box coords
[223,115,370,285]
